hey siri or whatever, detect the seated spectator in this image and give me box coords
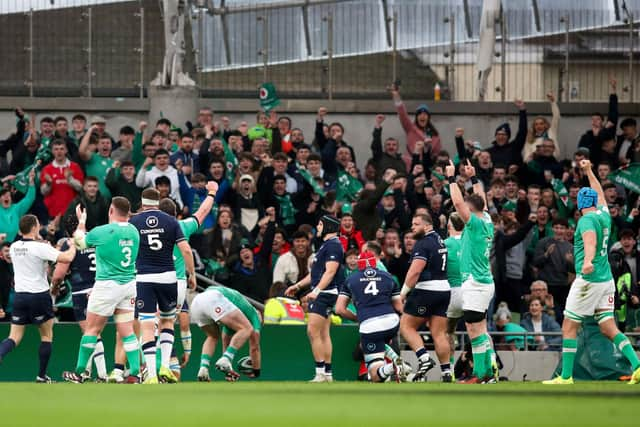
[40,139,84,219]
[493,303,535,351]
[263,282,306,325]
[525,280,558,321]
[520,297,562,351]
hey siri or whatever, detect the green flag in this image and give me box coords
[608,163,640,194]
[259,83,280,112]
[552,178,569,206]
[12,164,35,194]
[336,170,363,203]
[298,168,326,197]
[222,137,238,184]
[54,281,73,309]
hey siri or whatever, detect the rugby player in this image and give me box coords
[445,160,496,384]
[62,198,141,383]
[192,286,262,382]
[544,159,640,384]
[285,215,344,382]
[52,217,107,381]
[444,213,464,377]
[129,188,196,384]
[0,214,76,383]
[399,213,451,382]
[336,251,404,382]
[158,180,218,372]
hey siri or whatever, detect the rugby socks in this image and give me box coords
[470,335,488,378]
[485,333,497,375]
[377,363,395,381]
[384,344,399,360]
[122,334,141,376]
[38,342,52,378]
[75,335,98,374]
[0,338,16,359]
[560,338,577,380]
[440,363,451,375]
[315,361,325,376]
[200,354,211,371]
[181,330,192,356]
[142,341,157,378]
[93,338,107,379]
[159,329,175,368]
[222,346,238,363]
[613,333,640,370]
[113,363,125,378]
[324,362,333,378]
[416,347,430,362]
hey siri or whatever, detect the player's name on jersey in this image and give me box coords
[12,247,29,255]
[119,239,135,246]
[139,228,166,234]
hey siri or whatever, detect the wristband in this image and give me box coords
[311,288,321,296]
[400,285,411,298]
[207,192,216,198]
[447,176,456,185]
[470,176,479,185]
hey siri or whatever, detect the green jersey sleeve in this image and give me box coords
[85,226,105,247]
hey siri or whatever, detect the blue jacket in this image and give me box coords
[521,313,562,349]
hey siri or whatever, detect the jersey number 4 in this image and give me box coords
[364,281,379,296]
[147,234,163,251]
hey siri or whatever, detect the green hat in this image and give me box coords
[341,203,353,214]
[502,200,517,212]
[259,83,281,112]
[431,170,445,181]
[384,187,394,197]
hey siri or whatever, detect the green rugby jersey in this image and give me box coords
[460,212,494,285]
[574,205,613,283]
[174,217,200,281]
[210,286,262,332]
[444,235,463,287]
[85,222,140,284]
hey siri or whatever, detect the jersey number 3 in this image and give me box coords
[364,281,379,296]
[121,247,132,268]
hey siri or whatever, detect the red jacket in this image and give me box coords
[339,227,365,252]
[40,160,84,218]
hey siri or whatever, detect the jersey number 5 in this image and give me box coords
[364,281,379,296]
[147,234,163,251]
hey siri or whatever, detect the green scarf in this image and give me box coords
[336,170,363,203]
[275,194,297,225]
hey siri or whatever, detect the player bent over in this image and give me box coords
[336,252,405,382]
[191,287,262,381]
[444,213,464,379]
[544,160,640,385]
[0,214,76,383]
[63,198,142,383]
[446,160,497,384]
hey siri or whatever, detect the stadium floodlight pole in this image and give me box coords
[560,15,570,102]
[476,0,499,101]
[26,8,33,97]
[622,1,634,103]
[392,9,397,84]
[134,7,145,99]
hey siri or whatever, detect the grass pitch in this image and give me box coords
[0,381,637,426]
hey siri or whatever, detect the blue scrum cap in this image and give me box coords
[577,187,598,211]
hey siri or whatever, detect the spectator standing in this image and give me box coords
[105,160,142,212]
[486,99,528,169]
[40,139,84,219]
[0,169,36,242]
[135,149,183,209]
[63,176,109,231]
[273,231,313,287]
[79,128,114,199]
[370,114,406,182]
[522,92,561,161]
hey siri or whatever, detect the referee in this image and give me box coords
[0,215,76,382]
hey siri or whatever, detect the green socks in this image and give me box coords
[200,354,211,370]
[613,333,640,370]
[122,334,141,376]
[76,335,98,374]
[384,344,399,360]
[561,338,577,379]
[471,335,489,378]
[485,333,496,374]
[222,346,237,362]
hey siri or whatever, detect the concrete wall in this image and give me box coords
[1,98,638,168]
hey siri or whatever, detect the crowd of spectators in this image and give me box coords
[0,80,639,351]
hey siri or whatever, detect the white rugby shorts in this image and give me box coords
[564,277,615,320]
[87,280,136,317]
[461,278,494,313]
[447,287,464,319]
[190,290,238,327]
